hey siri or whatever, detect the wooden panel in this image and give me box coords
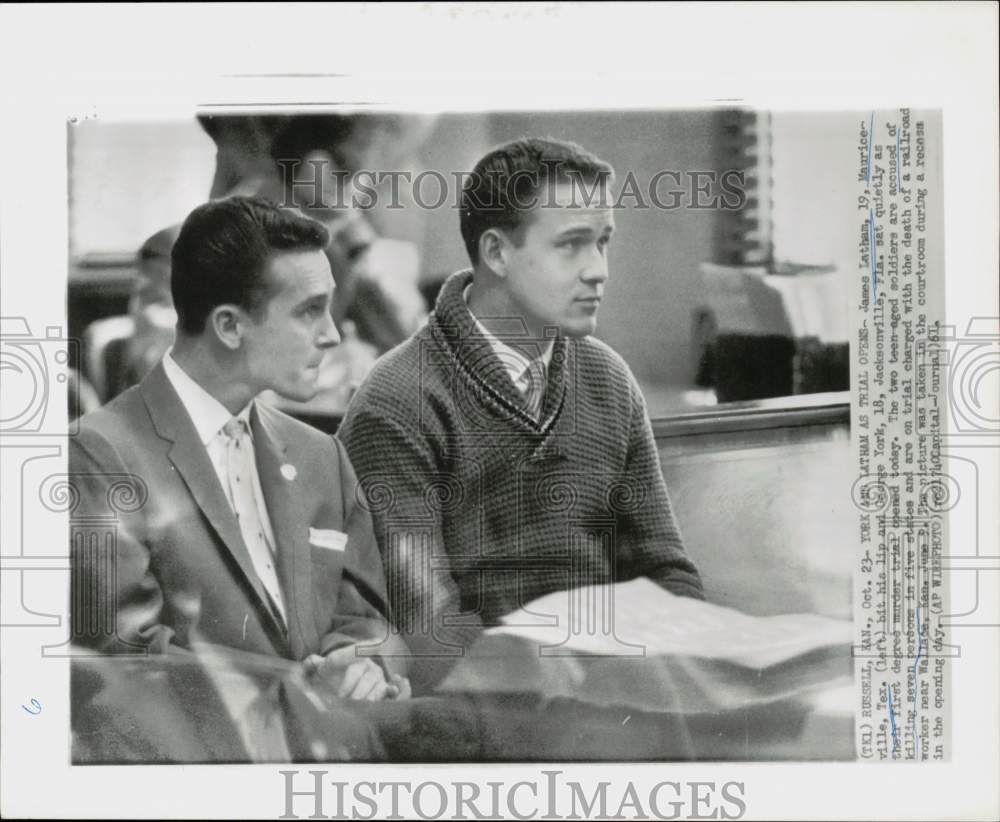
[656,397,852,621]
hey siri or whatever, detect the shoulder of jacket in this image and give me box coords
[257,402,336,449]
[72,384,145,443]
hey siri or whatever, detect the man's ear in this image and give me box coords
[478,228,509,278]
[208,304,245,351]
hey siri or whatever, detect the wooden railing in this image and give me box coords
[653,391,850,440]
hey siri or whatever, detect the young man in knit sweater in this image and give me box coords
[338,137,704,691]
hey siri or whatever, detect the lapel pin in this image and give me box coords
[280,463,298,481]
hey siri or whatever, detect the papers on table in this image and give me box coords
[440,578,853,714]
[492,577,851,668]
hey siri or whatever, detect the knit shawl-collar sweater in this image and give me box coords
[338,270,704,681]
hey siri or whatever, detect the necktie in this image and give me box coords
[221,417,286,626]
[523,358,547,421]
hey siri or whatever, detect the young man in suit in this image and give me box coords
[70,197,409,747]
[338,138,704,692]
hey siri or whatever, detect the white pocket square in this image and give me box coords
[309,528,348,552]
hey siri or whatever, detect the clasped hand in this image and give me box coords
[303,646,410,702]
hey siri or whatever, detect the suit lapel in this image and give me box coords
[139,364,289,650]
[250,404,318,660]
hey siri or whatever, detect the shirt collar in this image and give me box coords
[161,349,253,446]
[462,283,553,387]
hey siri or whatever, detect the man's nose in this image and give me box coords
[581,247,610,284]
[317,311,341,348]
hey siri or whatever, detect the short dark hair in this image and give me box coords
[269,114,357,171]
[170,196,330,335]
[459,137,614,265]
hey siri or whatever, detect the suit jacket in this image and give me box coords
[68,362,407,670]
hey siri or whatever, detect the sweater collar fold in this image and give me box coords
[430,269,569,429]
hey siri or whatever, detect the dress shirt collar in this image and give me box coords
[161,349,253,446]
[463,283,553,388]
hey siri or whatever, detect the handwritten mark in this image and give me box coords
[886,683,899,754]
[866,112,875,185]
[896,128,902,191]
[911,606,925,755]
[912,607,925,683]
[21,698,42,715]
[869,209,878,300]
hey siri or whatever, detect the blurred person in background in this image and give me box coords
[269,113,428,354]
[199,113,291,201]
[120,224,182,389]
[111,112,429,417]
